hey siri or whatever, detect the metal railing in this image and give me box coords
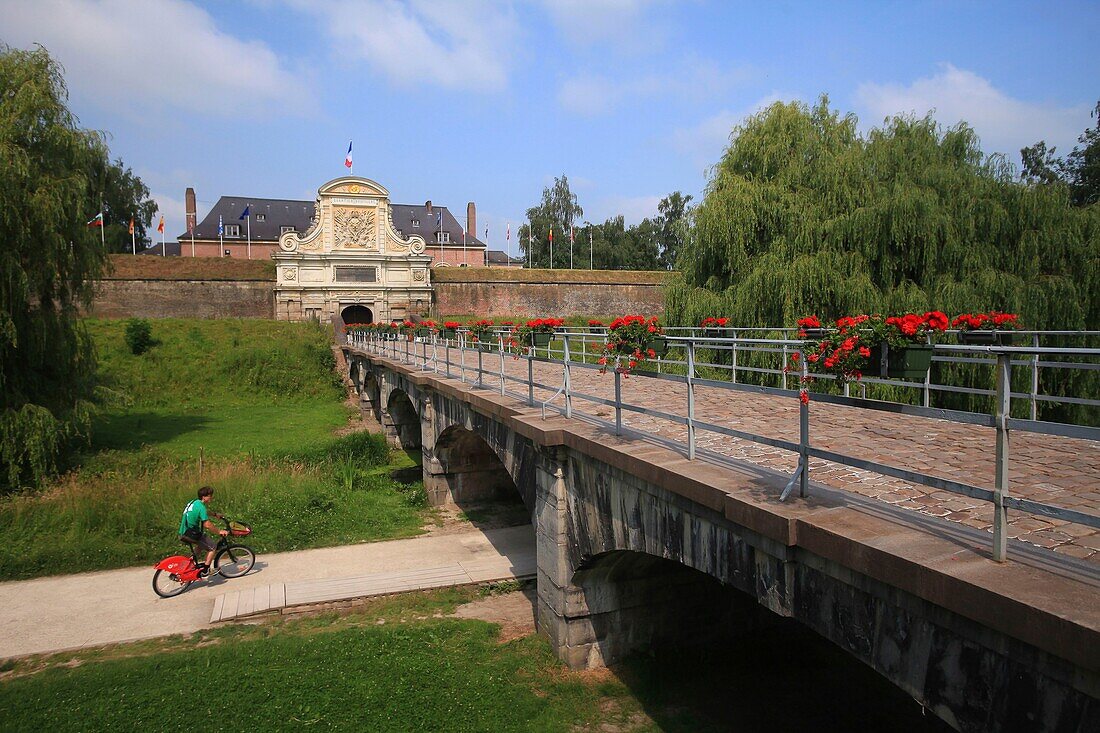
[347,328,1100,563]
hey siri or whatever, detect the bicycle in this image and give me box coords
[152,517,256,598]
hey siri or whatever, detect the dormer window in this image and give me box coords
[256,214,266,222]
[224,224,240,238]
[281,226,295,234]
[437,231,450,243]
[412,219,420,227]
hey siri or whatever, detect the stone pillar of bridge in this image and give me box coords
[533,445,604,668]
[420,411,517,506]
[358,363,380,422]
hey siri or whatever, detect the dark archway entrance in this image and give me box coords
[425,425,530,529]
[341,304,373,324]
[385,390,421,450]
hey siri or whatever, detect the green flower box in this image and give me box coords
[958,330,1017,346]
[646,337,669,359]
[441,328,456,340]
[530,332,553,349]
[882,344,933,379]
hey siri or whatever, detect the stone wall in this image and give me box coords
[89,279,274,319]
[431,269,669,317]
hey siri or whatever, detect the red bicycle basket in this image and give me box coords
[229,520,252,537]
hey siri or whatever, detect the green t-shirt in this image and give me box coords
[178,499,209,536]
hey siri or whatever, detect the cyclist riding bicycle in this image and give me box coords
[178,486,228,577]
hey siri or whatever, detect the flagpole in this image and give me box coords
[161,221,165,257]
[131,223,136,255]
[247,210,252,260]
[589,228,593,270]
[549,226,554,270]
[100,208,105,250]
[462,228,466,267]
[219,215,224,257]
[569,225,573,269]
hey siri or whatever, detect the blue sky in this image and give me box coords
[5,1,1098,253]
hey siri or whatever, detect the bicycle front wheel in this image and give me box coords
[152,569,190,598]
[214,544,255,578]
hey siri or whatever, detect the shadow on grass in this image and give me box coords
[90,412,210,452]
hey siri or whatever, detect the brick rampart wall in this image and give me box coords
[433,277,666,317]
[89,280,274,319]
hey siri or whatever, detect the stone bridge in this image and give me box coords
[344,345,1099,733]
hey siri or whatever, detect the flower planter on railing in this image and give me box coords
[530,332,553,349]
[958,330,1018,346]
[646,337,669,358]
[700,317,730,340]
[880,343,933,379]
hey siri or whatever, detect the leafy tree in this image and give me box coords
[654,191,692,269]
[1020,140,1065,185]
[0,44,112,491]
[1066,101,1100,206]
[519,175,583,268]
[95,157,157,252]
[668,96,1100,419]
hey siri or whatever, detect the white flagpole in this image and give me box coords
[462,228,466,266]
[100,209,105,249]
[219,215,224,257]
[569,225,573,269]
[161,221,165,257]
[131,222,135,255]
[247,210,252,260]
[589,228,593,270]
[528,224,532,268]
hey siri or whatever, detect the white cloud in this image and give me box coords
[3,0,308,116]
[559,60,753,116]
[290,0,519,93]
[541,0,663,50]
[856,64,1092,156]
[672,92,792,168]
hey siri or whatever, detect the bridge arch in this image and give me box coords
[384,388,421,450]
[569,550,765,667]
[425,424,528,511]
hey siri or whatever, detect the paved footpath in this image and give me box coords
[0,525,534,659]
[435,350,1100,561]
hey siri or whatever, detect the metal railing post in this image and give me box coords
[499,334,506,396]
[444,338,451,379]
[527,348,534,406]
[614,370,622,435]
[923,335,932,408]
[781,344,789,390]
[1030,333,1040,421]
[993,352,1011,562]
[459,333,466,383]
[731,330,738,383]
[477,344,483,388]
[563,334,572,419]
[799,356,810,498]
[687,340,696,460]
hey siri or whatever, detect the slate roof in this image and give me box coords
[486,250,524,265]
[180,196,485,247]
[140,241,182,256]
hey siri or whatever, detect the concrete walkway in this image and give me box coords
[0,525,534,659]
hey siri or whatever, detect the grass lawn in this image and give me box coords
[0,318,429,580]
[0,589,950,733]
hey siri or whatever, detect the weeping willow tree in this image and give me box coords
[0,45,110,491]
[667,97,1100,419]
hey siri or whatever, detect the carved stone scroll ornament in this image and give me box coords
[334,207,376,249]
[282,267,298,281]
[413,269,426,281]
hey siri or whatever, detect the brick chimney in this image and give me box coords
[425,200,432,215]
[467,202,476,240]
[185,187,196,233]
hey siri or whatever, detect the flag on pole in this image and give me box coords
[218,215,224,237]
[188,216,194,234]
[157,216,165,233]
[506,223,510,241]
[86,213,103,227]
[548,226,553,244]
[569,225,574,244]
[239,205,250,220]
[344,141,353,169]
[128,218,135,235]
[484,226,488,242]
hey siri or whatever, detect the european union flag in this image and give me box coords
[239,205,250,220]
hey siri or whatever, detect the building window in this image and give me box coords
[281,225,295,234]
[412,219,420,227]
[256,214,266,222]
[224,224,240,237]
[437,231,450,243]
[334,266,378,283]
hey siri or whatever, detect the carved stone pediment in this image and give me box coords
[334,207,377,249]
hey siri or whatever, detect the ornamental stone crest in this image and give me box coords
[334,207,376,249]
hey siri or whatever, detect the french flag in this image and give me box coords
[344,141,353,169]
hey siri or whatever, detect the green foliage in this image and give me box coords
[0,45,112,493]
[668,96,1100,418]
[518,174,583,269]
[123,318,153,355]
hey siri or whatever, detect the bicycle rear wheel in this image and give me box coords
[152,569,190,598]
[214,544,255,578]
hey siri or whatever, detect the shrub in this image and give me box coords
[124,319,153,355]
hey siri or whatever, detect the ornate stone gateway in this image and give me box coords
[273,176,432,322]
